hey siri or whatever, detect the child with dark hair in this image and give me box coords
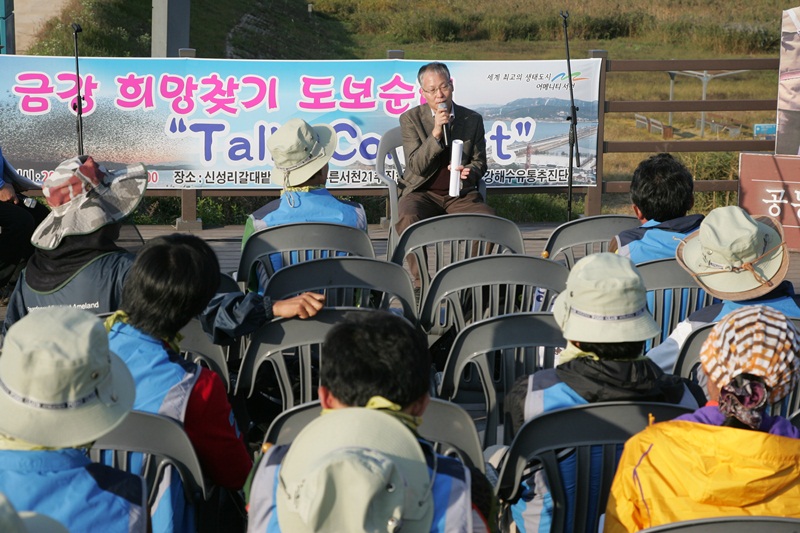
[499,253,702,532]
[610,153,703,264]
[247,311,495,533]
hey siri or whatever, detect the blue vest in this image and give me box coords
[247,440,473,533]
[108,322,201,533]
[0,448,147,533]
[254,189,367,232]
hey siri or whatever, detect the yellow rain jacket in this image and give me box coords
[604,420,800,532]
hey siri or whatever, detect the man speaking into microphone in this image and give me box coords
[397,61,495,290]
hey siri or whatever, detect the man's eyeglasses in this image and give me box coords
[421,82,452,95]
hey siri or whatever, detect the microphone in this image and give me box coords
[437,103,450,147]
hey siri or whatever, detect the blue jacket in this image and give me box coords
[247,439,476,533]
[646,281,800,372]
[506,357,700,533]
[0,448,147,533]
[613,215,703,264]
[108,322,201,533]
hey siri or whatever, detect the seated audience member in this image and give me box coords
[3,155,322,344]
[610,153,702,263]
[0,146,49,301]
[106,234,322,532]
[241,118,366,279]
[605,305,800,532]
[247,311,493,532]
[646,205,798,372]
[3,155,146,332]
[500,253,703,533]
[0,308,147,533]
[0,492,69,533]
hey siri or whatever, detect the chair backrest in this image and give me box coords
[439,312,566,447]
[390,213,525,307]
[89,410,208,506]
[218,271,241,293]
[674,319,800,417]
[263,256,417,324]
[636,258,714,349]
[496,401,694,533]
[117,221,146,254]
[237,222,375,285]
[178,318,231,392]
[263,398,485,473]
[542,215,640,269]
[234,308,386,419]
[791,409,800,430]
[639,516,800,532]
[375,126,404,257]
[419,254,568,337]
[672,322,714,383]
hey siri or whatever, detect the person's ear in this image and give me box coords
[632,204,647,223]
[318,386,346,409]
[406,393,431,417]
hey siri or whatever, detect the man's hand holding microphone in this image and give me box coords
[435,102,450,147]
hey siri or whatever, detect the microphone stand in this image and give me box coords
[560,11,581,221]
[71,23,85,156]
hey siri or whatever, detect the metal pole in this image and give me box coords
[560,11,580,222]
[71,23,84,156]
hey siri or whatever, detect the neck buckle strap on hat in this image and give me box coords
[688,240,785,289]
[43,156,109,208]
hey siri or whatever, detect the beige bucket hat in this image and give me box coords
[0,493,68,533]
[268,118,336,187]
[277,408,434,533]
[0,308,135,448]
[553,252,660,343]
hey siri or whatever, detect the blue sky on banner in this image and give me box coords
[0,56,601,189]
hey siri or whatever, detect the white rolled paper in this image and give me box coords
[449,139,464,197]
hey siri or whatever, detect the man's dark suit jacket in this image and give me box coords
[397,102,487,198]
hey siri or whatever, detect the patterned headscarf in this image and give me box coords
[700,305,800,428]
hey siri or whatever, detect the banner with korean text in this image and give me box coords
[0,56,601,189]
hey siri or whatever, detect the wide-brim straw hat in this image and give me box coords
[268,118,336,187]
[676,206,788,301]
